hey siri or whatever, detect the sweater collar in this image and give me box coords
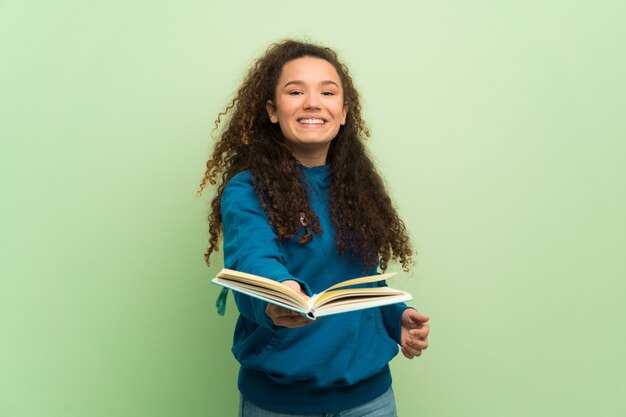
[301,164,331,187]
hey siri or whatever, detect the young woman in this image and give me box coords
[199,39,430,416]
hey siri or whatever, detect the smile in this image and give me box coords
[298,118,326,125]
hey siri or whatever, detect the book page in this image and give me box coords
[313,286,406,309]
[314,293,412,317]
[211,278,310,313]
[214,269,309,310]
[322,272,397,292]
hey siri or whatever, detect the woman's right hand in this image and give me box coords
[265,280,314,328]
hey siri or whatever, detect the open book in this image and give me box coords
[211,268,412,319]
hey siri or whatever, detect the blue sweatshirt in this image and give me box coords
[221,165,408,414]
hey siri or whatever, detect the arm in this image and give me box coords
[377,281,430,358]
[378,301,408,344]
[222,172,312,328]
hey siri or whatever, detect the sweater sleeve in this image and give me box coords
[376,280,412,345]
[221,172,312,328]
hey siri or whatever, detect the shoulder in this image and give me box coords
[222,170,261,211]
[221,170,271,226]
[225,170,254,189]
[223,170,255,198]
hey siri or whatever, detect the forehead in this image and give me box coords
[277,57,342,86]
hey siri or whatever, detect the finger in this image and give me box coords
[414,336,428,347]
[267,305,296,326]
[410,313,429,325]
[276,315,312,328]
[403,344,423,357]
[408,332,428,342]
[275,310,300,320]
[269,307,311,325]
[268,304,299,318]
[406,308,428,319]
[403,332,427,349]
[408,338,428,350]
[410,324,430,338]
[403,310,430,328]
[401,346,413,359]
[417,313,430,322]
[281,280,310,300]
[401,345,422,359]
[272,305,295,315]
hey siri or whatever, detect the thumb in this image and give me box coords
[281,279,309,300]
[405,309,429,324]
[415,312,429,322]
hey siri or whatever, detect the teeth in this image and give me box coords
[299,118,325,124]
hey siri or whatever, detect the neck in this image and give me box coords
[286,145,329,168]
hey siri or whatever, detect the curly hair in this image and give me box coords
[198,39,414,271]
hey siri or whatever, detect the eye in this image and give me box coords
[321,91,335,96]
[288,90,303,95]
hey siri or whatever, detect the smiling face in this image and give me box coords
[266,57,348,166]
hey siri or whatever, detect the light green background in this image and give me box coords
[1,1,625,416]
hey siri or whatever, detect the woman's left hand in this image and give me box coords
[400,309,430,359]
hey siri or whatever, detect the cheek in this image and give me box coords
[277,104,297,121]
[334,103,347,120]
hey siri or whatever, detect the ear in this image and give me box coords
[341,105,349,125]
[266,100,278,123]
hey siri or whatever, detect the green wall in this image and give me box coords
[1,1,624,416]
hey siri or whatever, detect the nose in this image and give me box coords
[303,92,321,110]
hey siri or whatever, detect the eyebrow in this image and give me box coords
[283,80,340,88]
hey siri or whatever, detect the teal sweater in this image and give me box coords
[222,165,408,414]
